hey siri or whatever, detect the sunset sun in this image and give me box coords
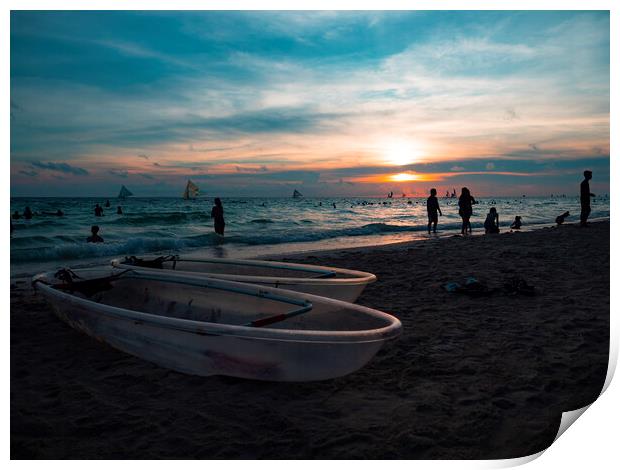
[383,140,422,167]
[390,172,420,182]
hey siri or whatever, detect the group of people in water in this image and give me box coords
[426,186,520,235]
[95,200,123,216]
[425,170,595,235]
[11,170,597,243]
[87,198,226,243]
[11,197,226,243]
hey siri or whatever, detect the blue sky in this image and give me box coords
[10,11,610,197]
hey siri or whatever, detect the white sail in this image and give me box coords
[118,185,133,199]
[292,189,302,198]
[183,180,199,200]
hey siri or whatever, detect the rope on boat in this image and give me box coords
[121,254,179,269]
[33,268,135,298]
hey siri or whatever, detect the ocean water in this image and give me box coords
[10,195,610,276]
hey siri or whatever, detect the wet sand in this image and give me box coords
[10,221,609,459]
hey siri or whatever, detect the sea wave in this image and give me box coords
[250,218,275,224]
[106,212,212,225]
[10,233,225,262]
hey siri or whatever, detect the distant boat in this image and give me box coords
[118,185,133,199]
[387,191,393,198]
[292,189,303,199]
[183,180,199,200]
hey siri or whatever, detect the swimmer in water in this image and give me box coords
[86,225,104,243]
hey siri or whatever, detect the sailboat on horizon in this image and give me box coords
[292,189,303,199]
[118,185,133,199]
[183,180,200,200]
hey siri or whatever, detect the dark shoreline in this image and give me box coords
[11,221,610,459]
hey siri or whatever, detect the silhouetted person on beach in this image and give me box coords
[458,188,477,235]
[580,170,595,227]
[94,204,103,217]
[510,216,522,230]
[23,207,33,220]
[211,198,225,236]
[117,206,123,215]
[556,211,570,226]
[426,188,442,234]
[105,199,110,208]
[12,211,20,219]
[484,207,500,234]
[86,225,103,243]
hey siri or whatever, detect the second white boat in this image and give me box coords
[111,255,376,302]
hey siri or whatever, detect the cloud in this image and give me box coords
[504,108,519,121]
[486,162,495,170]
[235,165,268,173]
[9,11,609,197]
[108,169,128,177]
[19,169,38,177]
[31,161,89,175]
[138,173,155,179]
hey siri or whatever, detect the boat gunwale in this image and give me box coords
[110,257,377,286]
[33,271,401,344]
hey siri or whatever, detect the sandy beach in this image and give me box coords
[10,221,609,459]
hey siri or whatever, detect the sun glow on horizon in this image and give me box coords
[382,140,423,167]
[390,172,420,182]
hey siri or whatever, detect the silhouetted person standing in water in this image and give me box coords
[426,188,442,233]
[117,206,123,215]
[94,203,103,217]
[580,170,594,227]
[458,188,476,235]
[86,225,104,243]
[23,207,33,220]
[105,199,111,208]
[211,198,225,236]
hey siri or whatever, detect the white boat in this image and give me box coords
[183,180,199,200]
[32,267,401,381]
[111,256,376,302]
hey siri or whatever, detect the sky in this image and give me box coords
[10,10,610,197]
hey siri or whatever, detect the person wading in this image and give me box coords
[211,198,225,236]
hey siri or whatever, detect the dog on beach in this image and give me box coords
[555,211,570,225]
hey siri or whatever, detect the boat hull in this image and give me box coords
[111,257,376,303]
[34,271,399,382]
